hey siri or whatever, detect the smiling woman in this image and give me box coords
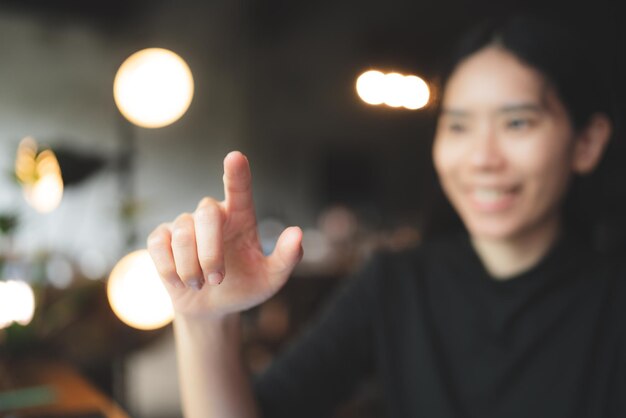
[432,45,611,278]
[145,14,625,418]
[423,14,619,246]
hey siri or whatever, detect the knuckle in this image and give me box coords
[195,203,222,223]
[227,176,252,193]
[197,196,217,208]
[147,229,169,250]
[171,227,195,247]
[173,212,193,226]
[171,213,195,246]
[172,216,192,231]
[198,253,222,269]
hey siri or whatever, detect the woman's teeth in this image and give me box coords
[473,188,513,202]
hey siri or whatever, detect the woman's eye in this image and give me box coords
[448,122,467,133]
[506,118,532,130]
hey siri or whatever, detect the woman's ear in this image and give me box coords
[572,113,612,174]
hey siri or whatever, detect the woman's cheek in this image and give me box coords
[433,138,462,176]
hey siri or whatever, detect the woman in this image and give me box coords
[147,15,622,418]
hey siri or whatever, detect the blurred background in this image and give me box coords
[0,0,623,417]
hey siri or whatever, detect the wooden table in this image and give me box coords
[0,359,129,418]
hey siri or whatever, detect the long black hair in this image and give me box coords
[421,14,625,252]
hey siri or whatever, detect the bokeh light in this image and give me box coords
[79,249,109,280]
[401,75,430,110]
[0,280,36,329]
[301,229,331,264]
[46,255,74,289]
[356,70,386,105]
[23,173,64,214]
[318,205,358,243]
[15,136,38,184]
[16,137,64,214]
[114,48,194,128]
[383,72,406,108]
[107,249,174,330]
[356,70,430,110]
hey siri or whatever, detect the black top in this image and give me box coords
[254,231,626,417]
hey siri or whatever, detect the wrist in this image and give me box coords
[174,312,241,343]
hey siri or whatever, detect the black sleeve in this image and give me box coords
[253,254,383,418]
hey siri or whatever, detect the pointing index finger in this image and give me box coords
[223,151,254,213]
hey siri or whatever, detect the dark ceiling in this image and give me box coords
[0,0,158,23]
[0,0,621,66]
[0,0,618,35]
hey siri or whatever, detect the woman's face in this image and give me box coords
[433,46,578,243]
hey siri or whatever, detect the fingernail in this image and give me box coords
[188,278,204,290]
[208,272,223,286]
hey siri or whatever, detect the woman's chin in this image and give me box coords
[463,219,524,242]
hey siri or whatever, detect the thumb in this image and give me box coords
[266,226,303,289]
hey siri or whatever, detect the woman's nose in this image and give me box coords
[469,129,506,171]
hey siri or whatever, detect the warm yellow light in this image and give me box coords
[23,172,64,214]
[0,280,36,329]
[355,70,430,110]
[15,137,38,184]
[401,75,430,110]
[356,70,386,105]
[36,149,62,176]
[383,72,406,108]
[15,138,65,213]
[113,48,194,128]
[107,249,174,330]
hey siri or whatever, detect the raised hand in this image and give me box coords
[147,151,303,319]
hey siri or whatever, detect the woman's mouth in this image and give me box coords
[468,186,519,212]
